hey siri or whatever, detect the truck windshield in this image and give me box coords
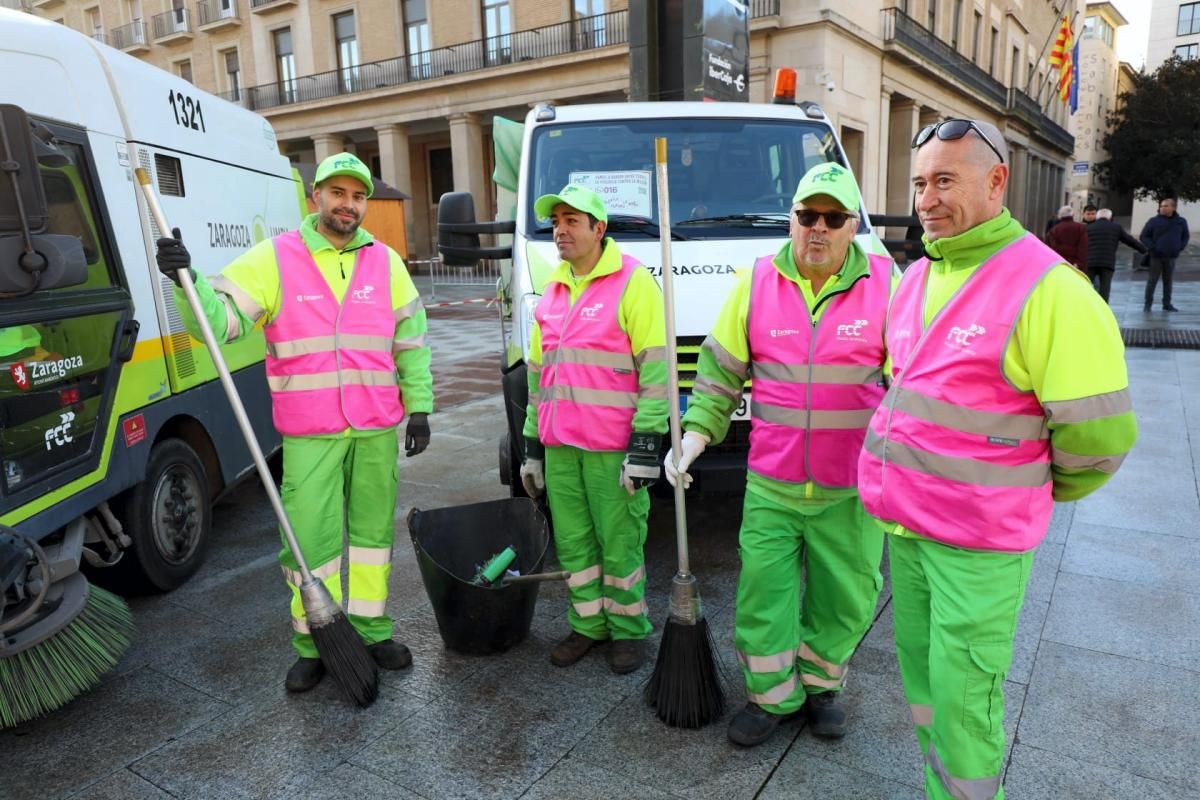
[527,117,843,239]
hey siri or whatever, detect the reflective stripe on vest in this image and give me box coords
[746,252,891,486]
[265,231,403,436]
[535,254,640,451]
[857,233,1059,552]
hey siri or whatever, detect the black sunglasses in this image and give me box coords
[911,119,1005,165]
[794,209,857,229]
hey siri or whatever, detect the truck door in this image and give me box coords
[0,123,135,517]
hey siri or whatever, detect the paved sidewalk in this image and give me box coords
[1109,241,1200,332]
[3,350,1198,799]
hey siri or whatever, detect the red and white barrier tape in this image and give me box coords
[424,296,498,309]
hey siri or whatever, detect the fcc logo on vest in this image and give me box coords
[836,319,869,341]
[351,284,376,304]
[579,303,604,320]
[946,323,986,351]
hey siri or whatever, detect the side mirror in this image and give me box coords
[0,104,49,235]
[0,234,89,292]
[436,191,514,266]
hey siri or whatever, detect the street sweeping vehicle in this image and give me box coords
[439,72,889,495]
[0,9,301,727]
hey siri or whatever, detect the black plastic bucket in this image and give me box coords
[408,498,550,655]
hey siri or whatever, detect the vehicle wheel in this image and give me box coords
[111,438,211,593]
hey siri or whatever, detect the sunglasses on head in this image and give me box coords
[911,119,1005,165]
[794,209,857,229]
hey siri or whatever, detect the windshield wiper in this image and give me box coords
[676,213,790,227]
[606,215,688,241]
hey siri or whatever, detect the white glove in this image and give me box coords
[520,458,545,497]
[664,431,710,490]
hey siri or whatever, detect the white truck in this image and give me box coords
[0,9,300,722]
[439,79,889,494]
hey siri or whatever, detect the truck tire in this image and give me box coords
[111,438,212,593]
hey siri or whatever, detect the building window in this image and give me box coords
[1178,3,1200,36]
[482,0,512,65]
[1176,43,1199,60]
[274,27,296,103]
[989,26,999,76]
[575,0,607,47]
[1010,46,1020,88]
[87,6,103,40]
[1084,15,1115,47]
[334,11,359,91]
[972,11,982,62]
[950,0,961,50]
[404,0,431,79]
[176,59,192,83]
[224,50,241,100]
[927,0,937,37]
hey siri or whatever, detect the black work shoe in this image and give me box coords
[607,639,645,674]
[806,691,848,738]
[550,631,605,667]
[285,657,325,693]
[368,639,413,670]
[727,702,796,747]
[1144,304,1153,313]
[1165,304,1180,312]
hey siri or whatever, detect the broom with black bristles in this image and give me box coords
[0,526,134,728]
[644,137,725,728]
[135,165,377,707]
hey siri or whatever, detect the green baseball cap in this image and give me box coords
[314,152,374,198]
[533,184,608,223]
[791,162,860,213]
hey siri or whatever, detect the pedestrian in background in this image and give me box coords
[1086,208,1147,303]
[519,184,667,675]
[1140,197,1189,312]
[861,118,1137,800]
[1046,205,1088,272]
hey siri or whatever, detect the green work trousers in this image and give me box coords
[735,490,884,715]
[544,445,652,641]
[278,430,399,658]
[889,533,1035,800]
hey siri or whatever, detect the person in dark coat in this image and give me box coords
[1086,208,1147,303]
[1047,206,1088,271]
[1140,198,1190,312]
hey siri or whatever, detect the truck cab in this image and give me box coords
[441,91,887,493]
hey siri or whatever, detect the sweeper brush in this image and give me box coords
[0,527,134,729]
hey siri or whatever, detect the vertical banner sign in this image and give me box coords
[687,0,750,102]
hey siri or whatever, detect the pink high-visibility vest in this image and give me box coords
[746,252,891,486]
[264,231,404,436]
[857,233,1061,552]
[535,255,640,451]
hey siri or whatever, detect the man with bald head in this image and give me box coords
[858,119,1136,799]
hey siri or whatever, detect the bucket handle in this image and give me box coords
[498,570,571,586]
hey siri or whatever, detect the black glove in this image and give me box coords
[155,227,195,287]
[620,431,662,494]
[405,413,430,457]
[525,437,544,460]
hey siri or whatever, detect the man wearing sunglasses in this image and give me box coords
[665,161,894,747]
[858,118,1137,799]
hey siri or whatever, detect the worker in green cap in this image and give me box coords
[520,183,668,675]
[153,152,433,694]
[668,161,895,746]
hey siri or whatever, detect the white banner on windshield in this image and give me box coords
[568,170,653,218]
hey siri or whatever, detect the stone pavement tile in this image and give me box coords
[570,688,792,800]
[1009,599,1049,686]
[1042,572,1200,671]
[130,682,424,800]
[380,603,506,702]
[1043,503,1075,545]
[1,667,229,800]
[1002,744,1181,800]
[759,753,923,799]
[269,762,429,800]
[351,668,627,800]
[1026,542,1064,604]
[1016,641,1200,791]
[68,769,175,799]
[520,757,684,800]
[1073,463,1200,538]
[1062,522,1200,596]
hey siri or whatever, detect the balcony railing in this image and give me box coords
[750,0,780,17]
[249,0,296,10]
[196,0,240,27]
[239,10,628,111]
[882,7,1007,108]
[1006,88,1074,154]
[92,31,106,44]
[1,0,32,12]
[112,20,149,50]
[153,8,192,40]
